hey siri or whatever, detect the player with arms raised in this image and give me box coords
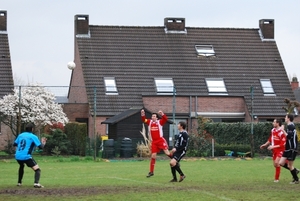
[141,109,171,178]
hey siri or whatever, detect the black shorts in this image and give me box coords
[173,151,186,162]
[17,158,38,168]
[282,150,298,161]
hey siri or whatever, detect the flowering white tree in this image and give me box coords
[0,83,69,137]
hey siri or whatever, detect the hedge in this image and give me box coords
[187,117,300,157]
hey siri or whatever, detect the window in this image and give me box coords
[260,79,275,95]
[155,78,174,94]
[206,78,227,94]
[104,77,118,94]
[195,45,215,57]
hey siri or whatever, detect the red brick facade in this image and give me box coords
[63,103,108,138]
[142,95,251,130]
[143,96,247,115]
[0,123,13,150]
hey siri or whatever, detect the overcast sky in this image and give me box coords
[1,0,300,92]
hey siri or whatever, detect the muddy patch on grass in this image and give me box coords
[0,186,179,196]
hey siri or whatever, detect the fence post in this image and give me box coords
[212,138,214,157]
[17,86,21,135]
[250,86,254,158]
[93,86,97,160]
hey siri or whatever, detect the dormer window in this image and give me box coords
[104,77,118,95]
[260,79,275,96]
[195,45,215,57]
[155,78,174,94]
[206,78,227,95]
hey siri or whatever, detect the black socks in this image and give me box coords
[171,166,177,180]
[174,163,183,176]
[34,169,41,183]
[18,165,24,183]
[291,168,299,181]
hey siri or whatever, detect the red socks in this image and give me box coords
[150,158,155,173]
[275,166,281,180]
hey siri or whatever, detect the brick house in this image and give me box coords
[66,15,296,146]
[0,11,15,150]
[291,77,300,117]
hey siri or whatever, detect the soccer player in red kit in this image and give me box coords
[260,119,286,182]
[141,109,171,177]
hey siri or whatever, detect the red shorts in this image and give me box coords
[151,138,168,153]
[272,150,283,160]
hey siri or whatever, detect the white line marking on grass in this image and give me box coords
[105,176,237,201]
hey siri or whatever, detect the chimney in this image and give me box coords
[291,77,299,90]
[259,19,274,39]
[164,17,185,31]
[0,11,7,31]
[75,15,89,35]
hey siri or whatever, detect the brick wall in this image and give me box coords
[88,116,107,138]
[143,96,247,114]
[63,103,89,121]
[68,42,88,104]
[0,123,13,150]
[63,103,108,138]
[142,95,249,131]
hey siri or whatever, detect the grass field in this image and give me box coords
[1,156,300,201]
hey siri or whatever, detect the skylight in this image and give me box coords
[206,78,227,94]
[104,77,118,95]
[195,45,215,57]
[260,79,275,95]
[155,78,174,94]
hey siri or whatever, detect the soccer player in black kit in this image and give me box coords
[169,121,189,182]
[279,114,299,184]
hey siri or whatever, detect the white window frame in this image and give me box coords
[104,77,118,95]
[260,79,275,96]
[205,78,227,94]
[154,78,174,94]
[195,45,215,57]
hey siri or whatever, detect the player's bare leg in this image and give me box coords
[163,149,173,158]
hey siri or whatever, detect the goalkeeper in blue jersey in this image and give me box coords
[13,123,47,188]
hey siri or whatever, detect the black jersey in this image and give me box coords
[285,123,298,151]
[174,130,189,152]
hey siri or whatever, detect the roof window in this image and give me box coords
[206,78,227,95]
[104,77,118,95]
[260,79,275,96]
[155,78,174,94]
[195,45,215,57]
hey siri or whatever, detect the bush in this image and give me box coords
[187,132,212,157]
[204,121,273,154]
[65,123,87,156]
[42,129,71,155]
[86,137,102,157]
[184,117,300,157]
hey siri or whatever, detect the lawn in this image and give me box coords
[1,156,300,201]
